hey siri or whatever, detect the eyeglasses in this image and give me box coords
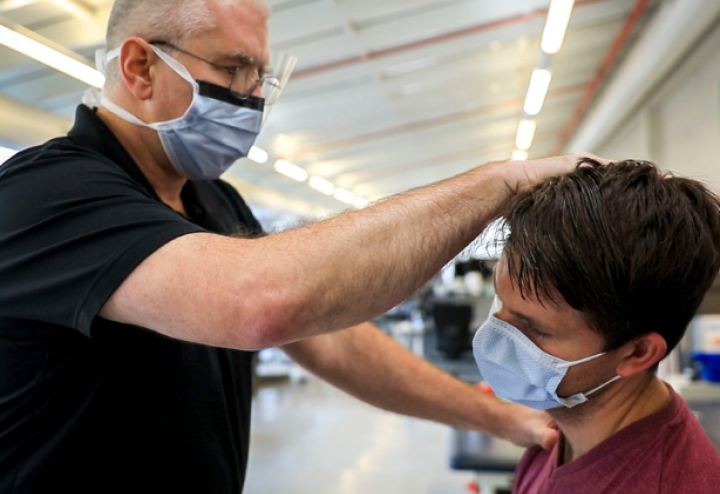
[150,40,283,105]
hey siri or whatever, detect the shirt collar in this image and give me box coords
[67,104,159,199]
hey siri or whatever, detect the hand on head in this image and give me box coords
[502,153,612,194]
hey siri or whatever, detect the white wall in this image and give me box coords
[596,22,720,192]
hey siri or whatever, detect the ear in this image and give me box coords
[615,332,668,377]
[117,37,157,101]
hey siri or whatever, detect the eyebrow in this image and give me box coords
[505,307,551,332]
[222,50,267,68]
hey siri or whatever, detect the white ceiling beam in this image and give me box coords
[46,0,97,23]
[567,0,720,152]
[0,0,37,14]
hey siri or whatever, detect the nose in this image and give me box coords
[250,80,263,99]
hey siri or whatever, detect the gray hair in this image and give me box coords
[104,0,270,86]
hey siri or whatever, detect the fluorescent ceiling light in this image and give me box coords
[334,188,355,205]
[274,159,307,182]
[511,150,528,161]
[541,0,576,54]
[515,120,537,151]
[523,69,552,116]
[0,145,16,165]
[0,20,104,88]
[353,198,369,209]
[248,146,269,164]
[309,176,335,196]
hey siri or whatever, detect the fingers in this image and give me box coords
[540,427,560,451]
[572,152,613,167]
[496,152,613,196]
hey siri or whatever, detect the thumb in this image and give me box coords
[539,427,559,451]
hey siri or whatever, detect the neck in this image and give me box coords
[551,374,670,463]
[96,106,188,215]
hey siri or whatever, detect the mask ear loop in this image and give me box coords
[556,350,608,369]
[96,43,200,130]
[583,375,622,396]
[489,296,502,316]
[82,46,111,108]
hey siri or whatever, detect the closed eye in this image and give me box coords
[530,327,551,339]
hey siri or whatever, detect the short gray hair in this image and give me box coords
[104,0,270,86]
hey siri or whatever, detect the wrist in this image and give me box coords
[488,399,517,441]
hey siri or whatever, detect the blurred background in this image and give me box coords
[3,0,720,492]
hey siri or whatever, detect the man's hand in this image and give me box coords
[497,153,611,195]
[499,402,559,450]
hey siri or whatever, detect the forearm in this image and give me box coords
[248,155,601,346]
[252,165,508,342]
[283,322,513,437]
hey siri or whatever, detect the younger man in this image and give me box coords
[474,160,720,493]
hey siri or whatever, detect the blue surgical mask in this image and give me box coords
[94,45,263,181]
[473,297,621,410]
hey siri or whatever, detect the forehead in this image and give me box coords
[494,257,591,335]
[189,0,270,63]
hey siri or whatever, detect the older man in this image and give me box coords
[475,160,720,493]
[0,0,598,492]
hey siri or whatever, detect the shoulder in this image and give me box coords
[659,395,720,490]
[0,138,155,225]
[1,136,144,192]
[0,138,164,235]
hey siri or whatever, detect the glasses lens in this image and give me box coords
[227,53,297,107]
[261,78,281,105]
[229,67,257,100]
[266,52,297,106]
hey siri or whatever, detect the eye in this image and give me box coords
[224,67,237,76]
[531,327,551,339]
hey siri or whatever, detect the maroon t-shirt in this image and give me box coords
[514,384,720,494]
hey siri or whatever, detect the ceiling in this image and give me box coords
[0,0,664,224]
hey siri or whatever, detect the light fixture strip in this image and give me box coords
[523,69,552,116]
[541,0,576,54]
[334,188,355,205]
[274,159,308,182]
[511,149,528,161]
[515,120,537,151]
[0,18,104,87]
[248,146,269,164]
[309,176,335,196]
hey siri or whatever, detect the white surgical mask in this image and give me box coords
[473,297,621,410]
[89,45,263,181]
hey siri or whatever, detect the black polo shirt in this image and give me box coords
[0,105,262,493]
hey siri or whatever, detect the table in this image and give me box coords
[449,428,525,494]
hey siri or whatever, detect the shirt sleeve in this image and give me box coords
[0,146,206,337]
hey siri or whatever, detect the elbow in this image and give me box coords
[220,289,302,351]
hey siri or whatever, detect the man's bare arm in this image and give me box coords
[283,323,559,449]
[100,155,601,350]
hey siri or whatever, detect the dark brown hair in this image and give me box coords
[503,159,720,354]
